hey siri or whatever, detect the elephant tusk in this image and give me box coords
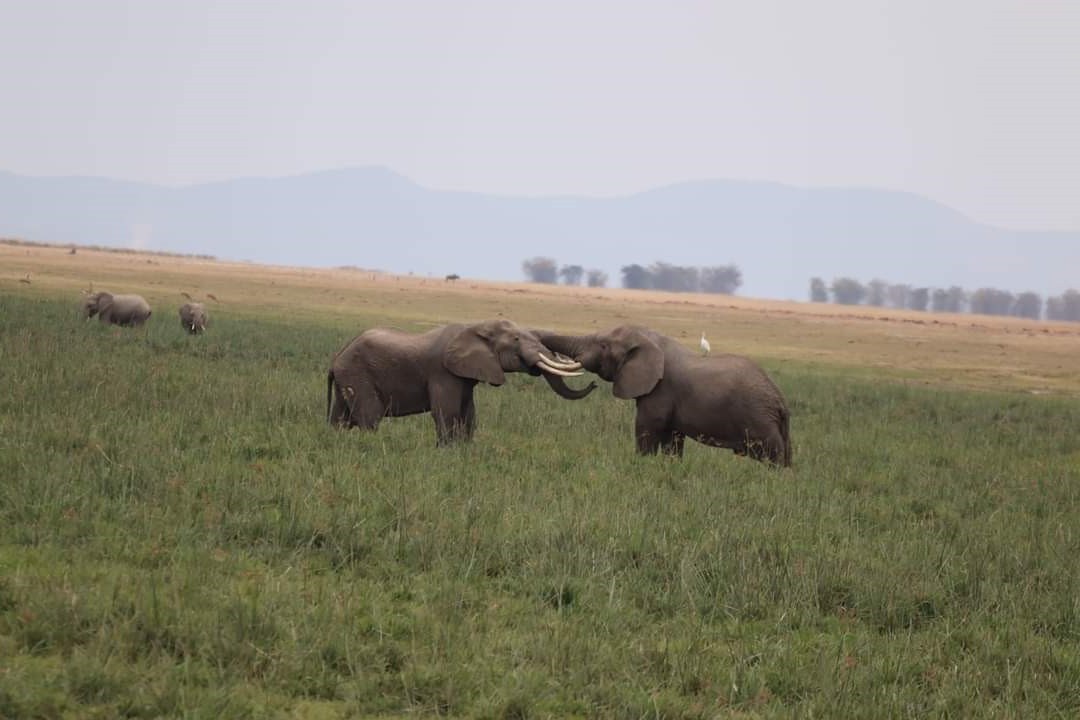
[540,365,584,378]
[538,352,582,370]
[537,358,585,377]
[542,353,581,370]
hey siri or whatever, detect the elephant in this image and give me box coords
[179,302,208,334]
[532,325,792,465]
[81,291,152,327]
[326,319,598,445]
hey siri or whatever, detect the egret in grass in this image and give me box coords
[700,331,711,356]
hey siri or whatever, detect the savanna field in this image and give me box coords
[2,244,1080,718]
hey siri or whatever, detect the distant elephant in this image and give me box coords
[179,302,208,334]
[533,325,792,465]
[81,291,152,327]
[327,319,597,445]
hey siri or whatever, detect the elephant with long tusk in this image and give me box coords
[327,319,597,445]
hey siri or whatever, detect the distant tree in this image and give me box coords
[994,290,1016,316]
[678,265,701,293]
[809,277,828,303]
[945,286,967,313]
[1062,289,1080,322]
[648,262,676,291]
[700,265,743,294]
[559,264,585,286]
[1011,291,1042,320]
[621,264,651,290]
[969,288,991,315]
[1047,291,1080,322]
[831,277,866,305]
[970,288,1014,316]
[886,284,911,310]
[648,262,700,293]
[931,288,949,313]
[1045,295,1064,321]
[930,286,967,313]
[522,257,558,284]
[586,269,608,288]
[866,278,888,307]
[908,287,930,312]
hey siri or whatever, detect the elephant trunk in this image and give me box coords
[518,337,583,376]
[517,335,595,400]
[82,294,100,319]
[541,372,597,400]
[531,332,591,361]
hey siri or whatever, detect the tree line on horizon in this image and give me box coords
[810,277,1080,322]
[521,258,609,287]
[522,257,743,295]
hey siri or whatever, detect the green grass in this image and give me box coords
[2,291,1079,718]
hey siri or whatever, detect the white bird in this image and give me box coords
[699,331,711,356]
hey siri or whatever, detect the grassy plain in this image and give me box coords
[1,243,1079,718]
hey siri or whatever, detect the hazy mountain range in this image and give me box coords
[1,166,1076,300]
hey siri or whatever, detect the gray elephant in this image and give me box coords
[179,302,208,334]
[533,325,791,465]
[81,291,152,327]
[327,319,597,445]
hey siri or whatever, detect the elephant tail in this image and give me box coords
[779,406,792,467]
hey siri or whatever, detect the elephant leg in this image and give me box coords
[460,389,477,439]
[432,410,469,445]
[430,382,472,445]
[659,431,685,457]
[634,398,676,456]
[633,416,664,455]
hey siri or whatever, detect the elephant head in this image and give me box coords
[532,325,665,399]
[179,302,208,334]
[81,291,112,319]
[443,319,597,398]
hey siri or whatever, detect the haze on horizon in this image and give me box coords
[1,0,1078,234]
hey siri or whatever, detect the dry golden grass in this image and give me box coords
[3,240,1078,395]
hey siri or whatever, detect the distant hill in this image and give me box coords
[1,167,1075,300]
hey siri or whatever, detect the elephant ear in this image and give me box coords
[613,333,664,399]
[443,326,506,386]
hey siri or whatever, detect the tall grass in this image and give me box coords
[1,291,1079,718]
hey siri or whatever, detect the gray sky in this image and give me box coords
[2,0,1078,231]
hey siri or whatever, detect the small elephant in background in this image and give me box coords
[532,324,792,466]
[179,302,208,334]
[327,318,597,445]
[82,291,152,327]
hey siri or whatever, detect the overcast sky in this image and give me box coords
[1,0,1077,231]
